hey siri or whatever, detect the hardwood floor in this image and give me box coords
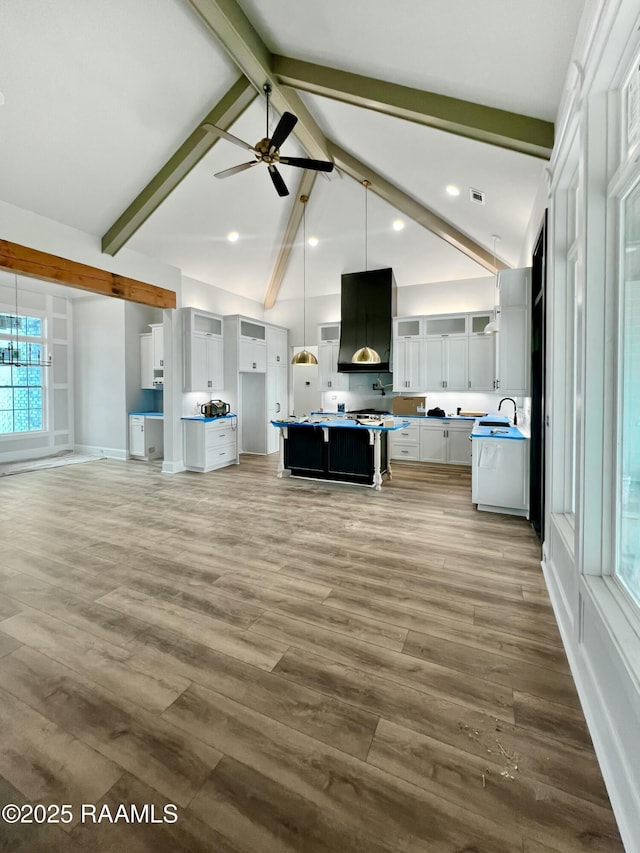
[0,454,624,852]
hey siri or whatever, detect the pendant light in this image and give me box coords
[483,235,500,334]
[352,179,381,364]
[291,195,318,366]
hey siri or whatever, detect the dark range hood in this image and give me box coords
[338,268,397,373]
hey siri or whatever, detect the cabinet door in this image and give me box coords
[424,339,444,389]
[189,334,210,391]
[151,324,163,370]
[468,335,495,391]
[498,305,530,395]
[393,338,422,391]
[207,337,224,390]
[239,339,266,372]
[140,334,154,389]
[445,337,468,391]
[447,427,472,465]
[129,417,145,457]
[420,426,447,462]
[318,341,346,390]
[267,326,288,364]
[267,364,288,453]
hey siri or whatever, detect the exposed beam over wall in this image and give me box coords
[185,0,331,161]
[273,55,554,161]
[328,143,509,273]
[264,171,317,310]
[101,76,257,256]
[0,240,176,308]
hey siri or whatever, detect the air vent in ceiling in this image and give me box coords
[470,188,485,205]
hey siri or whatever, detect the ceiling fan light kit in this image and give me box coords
[205,84,334,198]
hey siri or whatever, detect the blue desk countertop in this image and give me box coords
[129,411,164,417]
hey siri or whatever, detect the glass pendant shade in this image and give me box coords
[291,349,318,365]
[352,345,381,364]
[483,320,498,335]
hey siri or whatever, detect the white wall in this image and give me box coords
[73,297,127,458]
[124,301,163,415]
[181,275,264,317]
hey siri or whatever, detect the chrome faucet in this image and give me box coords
[498,397,517,425]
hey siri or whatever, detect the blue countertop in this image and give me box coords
[129,411,163,417]
[271,416,410,432]
[470,424,527,440]
[181,414,237,423]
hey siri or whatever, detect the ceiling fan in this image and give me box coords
[203,84,334,197]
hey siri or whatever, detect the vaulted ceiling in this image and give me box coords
[0,0,586,305]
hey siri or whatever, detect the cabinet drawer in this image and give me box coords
[205,426,236,449]
[393,424,419,441]
[391,443,420,461]
[205,443,237,466]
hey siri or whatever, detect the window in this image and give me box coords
[0,311,45,434]
[617,179,640,607]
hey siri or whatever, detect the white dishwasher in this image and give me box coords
[471,436,529,517]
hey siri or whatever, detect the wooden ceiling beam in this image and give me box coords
[101,75,257,256]
[263,171,317,310]
[0,239,176,308]
[185,0,332,161]
[328,143,509,273]
[273,55,554,160]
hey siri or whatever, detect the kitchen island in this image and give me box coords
[270,416,410,491]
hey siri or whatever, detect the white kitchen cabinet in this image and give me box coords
[183,417,238,472]
[389,421,420,461]
[267,363,288,454]
[424,336,468,391]
[468,333,496,391]
[150,324,164,371]
[140,334,154,390]
[496,267,531,396]
[183,309,224,392]
[129,415,164,461]
[318,341,348,390]
[267,325,288,365]
[239,320,267,373]
[392,338,423,391]
[472,435,529,516]
[420,420,472,465]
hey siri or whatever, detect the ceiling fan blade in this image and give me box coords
[268,165,289,197]
[214,161,258,179]
[202,123,255,152]
[269,112,298,153]
[279,156,335,173]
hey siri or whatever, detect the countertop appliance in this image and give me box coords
[200,399,230,418]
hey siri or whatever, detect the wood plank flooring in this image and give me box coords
[0,454,624,852]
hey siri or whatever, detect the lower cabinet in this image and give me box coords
[183,417,238,473]
[471,436,529,516]
[129,415,164,461]
[390,419,472,465]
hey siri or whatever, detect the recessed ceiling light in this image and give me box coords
[227,231,239,242]
[446,185,460,197]
[392,219,405,231]
[308,236,319,247]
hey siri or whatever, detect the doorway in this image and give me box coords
[530,213,547,541]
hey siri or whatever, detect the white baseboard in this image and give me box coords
[74,444,127,461]
[0,444,73,464]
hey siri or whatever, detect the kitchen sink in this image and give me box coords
[478,419,511,427]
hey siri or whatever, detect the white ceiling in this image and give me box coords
[0,0,586,304]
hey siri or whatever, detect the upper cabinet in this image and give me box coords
[183,308,224,392]
[392,318,423,391]
[496,268,531,396]
[238,319,267,373]
[266,325,288,365]
[318,323,348,390]
[140,322,164,389]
